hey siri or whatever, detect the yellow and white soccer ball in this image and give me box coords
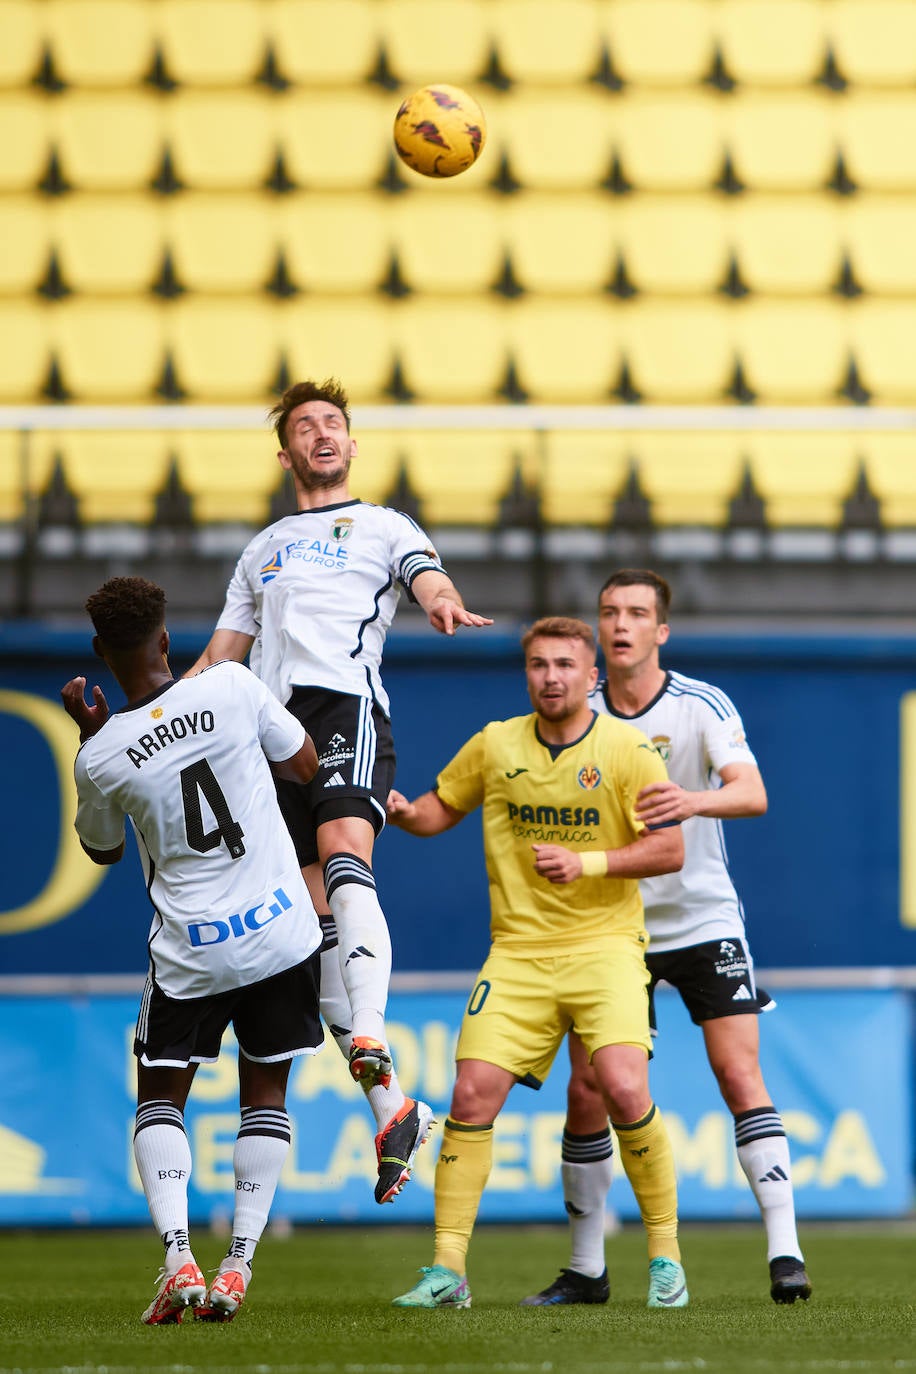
[393,84,487,178]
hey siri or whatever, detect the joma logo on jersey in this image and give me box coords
[188,887,293,948]
[578,765,601,789]
[507,803,600,826]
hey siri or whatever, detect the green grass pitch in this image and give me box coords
[0,1223,913,1373]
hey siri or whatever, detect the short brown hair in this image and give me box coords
[268,378,351,448]
[85,577,166,649]
[599,568,672,623]
[521,616,596,661]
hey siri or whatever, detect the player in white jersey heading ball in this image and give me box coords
[62,577,324,1326]
[189,378,493,1205]
[523,569,811,1309]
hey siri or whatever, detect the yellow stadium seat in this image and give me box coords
[491,0,603,83]
[276,91,394,189]
[378,0,490,86]
[745,435,860,526]
[166,91,276,190]
[599,0,716,85]
[383,431,524,525]
[0,432,57,523]
[619,301,733,402]
[505,193,616,294]
[158,0,266,85]
[734,301,849,403]
[44,0,154,86]
[725,93,836,191]
[0,93,51,189]
[508,300,623,402]
[52,91,162,190]
[729,196,843,294]
[0,197,51,292]
[630,435,745,526]
[342,430,403,506]
[848,302,916,403]
[838,95,916,191]
[166,193,277,293]
[392,192,504,293]
[52,194,164,293]
[0,303,52,400]
[266,0,380,85]
[717,0,827,86]
[540,432,631,526]
[282,298,397,402]
[55,433,172,523]
[392,298,510,402]
[829,1,916,87]
[277,192,391,293]
[174,431,282,524]
[844,200,916,295]
[0,1,42,86]
[166,297,283,401]
[616,194,728,293]
[858,435,916,525]
[49,300,166,401]
[496,90,616,190]
[614,92,724,192]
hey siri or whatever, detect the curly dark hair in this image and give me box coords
[268,378,351,448]
[85,577,166,649]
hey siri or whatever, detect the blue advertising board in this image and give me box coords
[0,987,910,1225]
[2,628,916,976]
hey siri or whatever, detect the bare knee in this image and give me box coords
[566,1063,608,1134]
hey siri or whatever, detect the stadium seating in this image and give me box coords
[0,197,51,293]
[172,431,283,524]
[627,434,745,526]
[277,192,392,293]
[858,435,916,525]
[494,90,616,190]
[282,298,398,401]
[729,197,843,295]
[614,195,728,294]
[733,301,850,404]
[507,299,623,402]
[847,302,916,404]
[745,435,861,527]
[48,299,166,401]
[378,0,492,87]
[51,91,162,191]
[52,194,165,294]
[724,93,836,191]
[490,0,604,83]
[613,92,724,191]
[165,91,278,191]
[505,193,617,294]
[0,94,51,190]
[843,200,916,295]
[379,430,524,524]
[539,432,631,526]
[265,0,380,86]
[618,301,734,402]
[156,0,267,86]
[828,1,916,88]
[392,298,511,401]
[838,95,916,191]
[600,0,716,86]
[166,193,277,294]
[716,0,827,87]
[0,303,53,401]
[43,0,155,86]
[48,433,173,524]
[0,1,42,87]
[0,430,56,523]
[166,297,284,401]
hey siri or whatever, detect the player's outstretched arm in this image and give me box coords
[386,788,466,836]
[185,628,255,677]
[61,676,109,742]
[635,763,767,826]
[271,732,319,784]
[411,570,493,636]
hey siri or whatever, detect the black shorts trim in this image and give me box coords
[134,954,323,1067]
[276,687,396,867]
[647,937,771,1027]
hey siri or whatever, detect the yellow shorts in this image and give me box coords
[455,935,651,1087]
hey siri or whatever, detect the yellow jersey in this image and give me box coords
[436,710,670,953]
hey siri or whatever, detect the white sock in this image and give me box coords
[324,852,392,1039]
[734,1107,803,1262]
[133,1100,193,1265]
[562,1129,614,1279]
[230,1106,292,1259]
[320,943,406,1127]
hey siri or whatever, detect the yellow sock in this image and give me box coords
[613,1103,680,1262]
[432,1118,493,1276]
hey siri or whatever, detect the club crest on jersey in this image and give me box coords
[578,765,601,790]
[151,707,163,720]
[652,734,672,762]
[331,516,354,542]
[260,550,283,584]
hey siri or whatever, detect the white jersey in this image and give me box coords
[73,661,322,999]
[590,670,758,953]
[215,499,444,715]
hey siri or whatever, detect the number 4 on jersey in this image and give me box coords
[180,759,246,859]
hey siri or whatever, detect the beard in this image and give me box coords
[288,451,351,491]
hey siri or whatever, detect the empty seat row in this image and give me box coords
[4,427,916,531]
[4,191,916,298]
[2,296,916,405]
[3,1,916,90]
[5,88,916,193]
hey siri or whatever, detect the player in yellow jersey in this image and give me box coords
[386,617,688,1311]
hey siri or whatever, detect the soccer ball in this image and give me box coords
[393,84,487,178]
